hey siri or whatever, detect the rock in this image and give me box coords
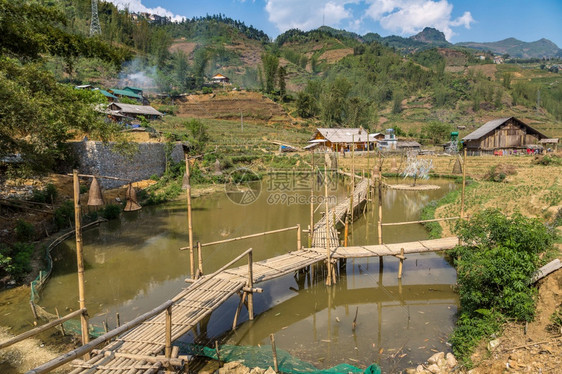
[437,358,448,368]
[249,368,265,374]
[428,352,444,364]
[405,369,417,374]
[445,353,457,368]
[218,361,248,374]
[416,365,425,373]
[487,339,500,351]
[264,367,276,374]
[426,364,440,373]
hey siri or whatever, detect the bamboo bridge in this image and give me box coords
[19,171,460,374]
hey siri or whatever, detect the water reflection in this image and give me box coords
[36,176,457,372]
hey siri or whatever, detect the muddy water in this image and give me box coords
[2,176,457,372]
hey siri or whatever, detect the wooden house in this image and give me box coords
[309,128,369,152]
[463,117,548,155]
[211,74,230,85]
[108,103,163,120]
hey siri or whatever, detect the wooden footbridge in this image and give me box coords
[12,171,461,374]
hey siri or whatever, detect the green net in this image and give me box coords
[185,344,381,374]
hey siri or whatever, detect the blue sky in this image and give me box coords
[106,0,562,47]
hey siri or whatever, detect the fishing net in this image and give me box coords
[185,343,381,374]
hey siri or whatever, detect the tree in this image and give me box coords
[185,119,209,154]
[392,90,403,114]
[278,65,287,99]
[0,1,131,174]
[296,92,318,118]
[173,50,189,91]
[261,53,279,94]
[422,121,451,144]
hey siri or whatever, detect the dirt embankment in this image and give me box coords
[176,91,293,124]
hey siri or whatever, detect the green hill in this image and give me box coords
[456,37,561,58]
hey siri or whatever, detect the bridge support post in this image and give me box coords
[197,241,203,278]
[397,248,405,279]
[247,250,254,320]
[324,167,333,286]
[297,224,302,250]
[165,305,172,359]
[73,170,90,360]
[378,172,384,268]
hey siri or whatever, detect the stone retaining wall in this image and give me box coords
[71,141,184,188]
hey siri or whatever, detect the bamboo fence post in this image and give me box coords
[296,224,301,250]
[197,241,203,277]
[185,153,195,279]
[73,170,90,358]
[270,334,279,373]
[377,172,384,267]
[165,306,172,358]
[324,167,332,286]
[116,313,120,327]
[55,308,65,336]
[247,250,254,320]
[102,320,108,334]
[398,248,405,279]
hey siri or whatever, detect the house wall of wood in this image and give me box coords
[465,119,541,152]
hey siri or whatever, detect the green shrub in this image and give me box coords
[449,209,557,364]
[0,242,34,280]
[484,164,516,182]
[100,204,121,220]
[535,154,562,166]
[31,183,58,204]
[54,200,74,229]
[15,220,35,241]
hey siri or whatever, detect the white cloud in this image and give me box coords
[104,0,185,22]
[264,0,473,40]
[365,0,474,40]
[265,0,354,32]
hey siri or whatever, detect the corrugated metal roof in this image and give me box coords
[463,117,512,140]
[397,141,422,148]
[315,128,369,143]
[463,117,548,141]
[98,89,117,99]
[109,103,163,117]
[109,89,142,99]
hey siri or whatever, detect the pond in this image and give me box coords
[13,175,459,372]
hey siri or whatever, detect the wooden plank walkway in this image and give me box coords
[36,175,459,374]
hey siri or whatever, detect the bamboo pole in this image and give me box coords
[185,154,195,279]
[324,166,332,286]
[55,308,65,336]
[270,334,279,373]
[381,216,462,226]
[182,226,299,250]
[116,313,120,327]
[297,224,302,250]
[0,308,86,350]
[232,292,247,329]
[215,341,222,368]
[460,147,467,221]
[72,170,90,357]
[26,300,174,374]
[247,250,254,320]
[398,248,404,279]
[197,241,203,277]
[165,306,172,358]
[310,153,315,245]
[377,172,383,267]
